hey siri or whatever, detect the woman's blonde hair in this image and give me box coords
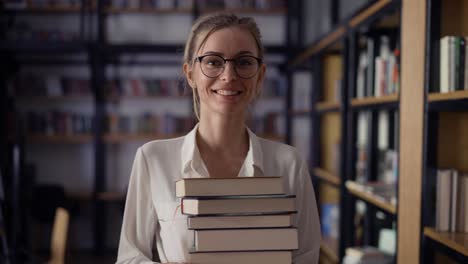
[183,13,264,120]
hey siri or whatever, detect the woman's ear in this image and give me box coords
[183,63,196,89]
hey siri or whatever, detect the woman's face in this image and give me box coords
[185,26,266,119]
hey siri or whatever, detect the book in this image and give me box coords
[193,228,298,252]
[188,250,292,264]
[187,213,294,229]
[176,177,284,197]
[181,195,296,216]
[436,169,452,231]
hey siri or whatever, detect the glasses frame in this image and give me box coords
[195,54,263,79]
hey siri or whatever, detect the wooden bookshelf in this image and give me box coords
[350,94,399,107]
[17,95,93,102]
[200,8,286,15]
[345,181,397,214]
[106,8,191,14]
[348,0,393,28]
[290,26,346,66]
[27,134,93,144]
[320,238,339,263]
[314,168,341,186]
[424,227,468,257]
[5,6,86,14]
[316,102,340,112]
[428,90,468,102]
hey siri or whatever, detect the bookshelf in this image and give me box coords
[287,0,401,262]
[419,0,468,263]
[2,0,289,255]
[345,181,397,215]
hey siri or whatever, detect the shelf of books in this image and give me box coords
[345,180,396,215]
[420,0,468,262]
[423,227,468,257]
[350,94,399,108]
[428,90,468,102]
[316,102,340,113]
[290,27,346,67]
[27,134,93,144]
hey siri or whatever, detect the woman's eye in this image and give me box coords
[205,58,223,67]
[237,58,254,66]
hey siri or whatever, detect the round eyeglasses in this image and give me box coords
[195,55,262,79]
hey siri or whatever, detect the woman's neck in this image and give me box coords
[197,113,249,158]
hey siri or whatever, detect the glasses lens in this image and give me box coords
[200,55,225,78]
[235,56,260,78]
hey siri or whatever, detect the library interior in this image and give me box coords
[1,0,467,263]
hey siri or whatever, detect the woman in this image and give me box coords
[117,13,320,264]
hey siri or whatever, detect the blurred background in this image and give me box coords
[0,0,421,264]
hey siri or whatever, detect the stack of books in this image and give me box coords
[175,177,298,264]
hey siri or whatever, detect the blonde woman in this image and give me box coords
[117,13,320,264]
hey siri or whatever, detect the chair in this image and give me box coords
[48,207,69,264]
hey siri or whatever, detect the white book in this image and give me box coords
[387,53,396,94]
[436,169,452,231]
[356,51,368,98]
[188,214,294,229]
[440,36,450,93]
[193,228,298,252]
[374,57,383,97]
[189,251,292,264]
[449,36,456,92]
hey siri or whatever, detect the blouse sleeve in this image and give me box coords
[293,158,321,264]
[117,147,159,264]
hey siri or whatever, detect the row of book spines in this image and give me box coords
[355,35,400,98]
[6,0,286,10]
[435,169,468,233]
[13,77,286,98]
[439,36,468,93]
[106,0,286,10]
[6,27,80,42]
[355,147,398,184]
[13,77,181,97]
[22,111,195,135]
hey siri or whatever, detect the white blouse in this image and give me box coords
[116,124,321,264]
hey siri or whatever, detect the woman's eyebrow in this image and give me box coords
[201,50,255,57]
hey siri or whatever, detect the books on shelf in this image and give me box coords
[176,177,298,261]
[356,35,400,98]
[188,214,294,229]
[346,180,397,206]
[435,169,468,232]
[188,250,292,264]
[343,246,393,264]
[176,177,284,197]
[14,74,91,98]
[181,195,296,216]
[439,36,468,92]
[292,71,313,111]
[193,228,298,252]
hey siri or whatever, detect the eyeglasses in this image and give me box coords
[195,54,262,79]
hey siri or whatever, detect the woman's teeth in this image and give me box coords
[214,90,241,96]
